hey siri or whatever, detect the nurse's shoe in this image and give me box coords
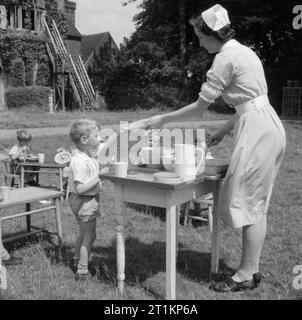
[212,272,262,287]
[209,276,257,292]
[253,272,262,287]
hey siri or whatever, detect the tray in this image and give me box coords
[24,156,39,162]
[135,164,162,173]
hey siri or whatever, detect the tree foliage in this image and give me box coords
[103,0,302,112]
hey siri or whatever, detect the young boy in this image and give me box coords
[9,129,37,186]
[9,129,32,161]
[69,119,117,281]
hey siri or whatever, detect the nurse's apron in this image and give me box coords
[217,95,286,228]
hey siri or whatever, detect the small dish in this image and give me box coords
[25,155,39,162]
[153,172,183,183]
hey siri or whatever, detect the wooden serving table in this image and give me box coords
[100,170,223,300]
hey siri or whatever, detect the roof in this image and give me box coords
[65,19,82,39]
[81,32,118,63]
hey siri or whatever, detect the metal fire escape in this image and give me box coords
[42,14,96,111]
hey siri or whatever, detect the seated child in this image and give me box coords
[9,129,38,186]
[68,119,118,281]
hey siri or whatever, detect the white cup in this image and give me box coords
[38,153,45,164]
[113,162,128,178]
[174,144,205,181]
[0,187,11,201]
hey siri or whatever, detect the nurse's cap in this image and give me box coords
[202,4,230,31]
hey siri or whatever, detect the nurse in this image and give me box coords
[142,4,286,292]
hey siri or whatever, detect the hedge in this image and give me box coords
[5,86,54,111]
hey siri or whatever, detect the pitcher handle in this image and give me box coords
[195,147,205,175]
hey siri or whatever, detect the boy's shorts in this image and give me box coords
[69,193,104,222]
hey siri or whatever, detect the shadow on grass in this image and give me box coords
[3,230,54,253]
[42,235,233,290]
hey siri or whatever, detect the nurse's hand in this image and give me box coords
[207,132,224,147]
[144,115,165,130]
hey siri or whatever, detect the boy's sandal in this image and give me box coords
[75,272,90,282]
[209,276,257,292]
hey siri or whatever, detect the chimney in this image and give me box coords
[64,0,76,26]
[56,0,65,12]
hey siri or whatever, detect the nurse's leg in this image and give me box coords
[232,216,267,282]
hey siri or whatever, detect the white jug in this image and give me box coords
[174,144,205,181]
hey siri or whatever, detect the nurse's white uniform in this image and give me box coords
[199,39,286,229]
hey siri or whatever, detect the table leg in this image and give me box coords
[20,166,24,188]
[55,198,63,252]
[59,168,64,201]
[26,203,31,233]
[211,180,222,274]
[176,206,180,256]
[166,203,177,300]
[0,217,7,290]
[115,185,125,296]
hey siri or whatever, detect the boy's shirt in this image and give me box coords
[69,149,101,196]
[9,144,28,159]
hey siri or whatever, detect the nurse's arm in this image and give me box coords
[161,97,210,125]
[214,113,239,137]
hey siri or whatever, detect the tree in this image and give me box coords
[117,0,301,112]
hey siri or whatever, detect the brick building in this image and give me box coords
[81,32,119,86]
[0,0,117,110]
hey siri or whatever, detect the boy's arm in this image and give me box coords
[73,176,101,195]
[10,146,25,160]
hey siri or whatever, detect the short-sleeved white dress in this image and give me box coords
[199,39,286,229]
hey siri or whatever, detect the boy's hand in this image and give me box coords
[99,167,109,178]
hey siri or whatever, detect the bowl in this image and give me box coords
[161,154,175,172]
[204,159,229,176]
[141,146,162,169]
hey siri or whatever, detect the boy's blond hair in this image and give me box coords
[17,129,32,142]
[70,119,99,144]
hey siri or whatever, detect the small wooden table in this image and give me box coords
[0,187,63,248]
[18,162,65,199]
[0,187,63,289]
[100,170,223,300]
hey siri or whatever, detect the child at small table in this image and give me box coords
[69,119,118,281]
[9,129,37,186]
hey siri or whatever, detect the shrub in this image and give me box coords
[5,86,54,111]
[10,58,25,87]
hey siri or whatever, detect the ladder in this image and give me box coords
[42,15,96,111]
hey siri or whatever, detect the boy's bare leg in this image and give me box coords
[74,226,84,263]
[0,239,10,261]
[77,219,96,274]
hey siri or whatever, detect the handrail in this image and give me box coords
[79,56,96,96]
[43,17,96,108]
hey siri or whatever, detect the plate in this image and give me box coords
[54,152,72,164]
[153,172,183,183]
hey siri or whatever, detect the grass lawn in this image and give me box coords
[0,107,232,130]
[0,119,301,300]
